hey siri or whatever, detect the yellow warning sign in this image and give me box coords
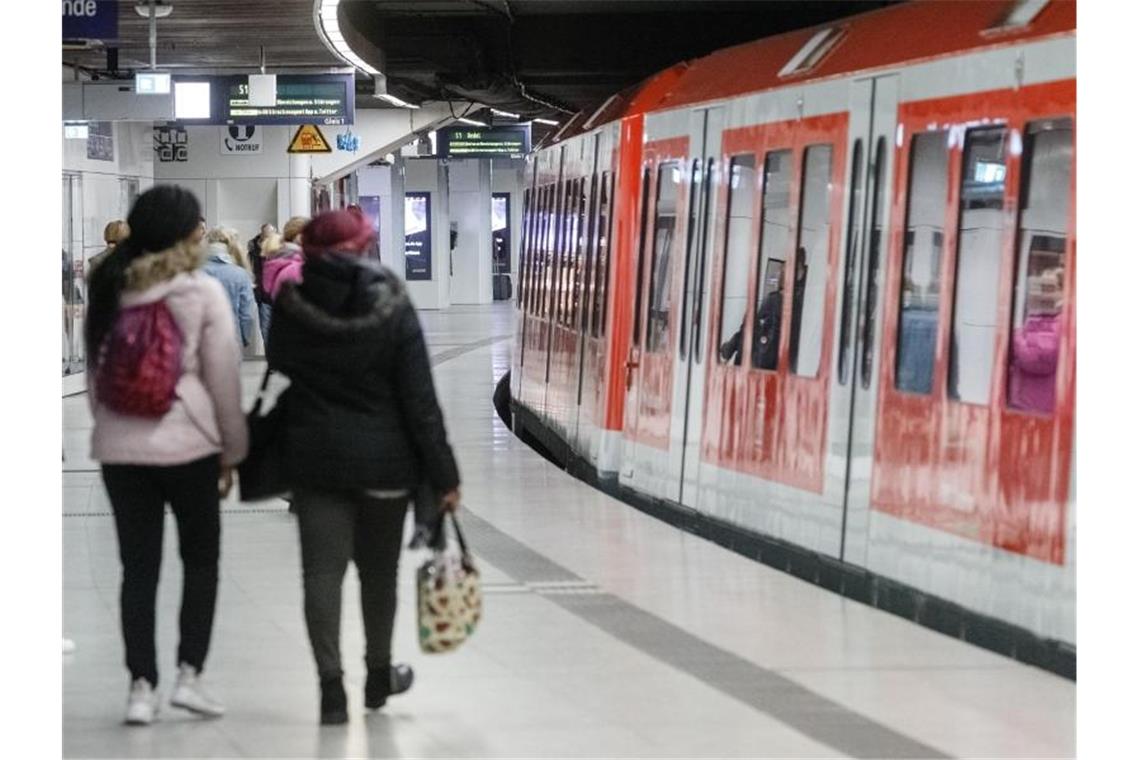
[287,124,332,154]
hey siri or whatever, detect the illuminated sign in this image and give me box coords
[405,192,433,281]
[438,125,530,158]
[223,74,354,126]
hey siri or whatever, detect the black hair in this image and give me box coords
[84,185,202,363]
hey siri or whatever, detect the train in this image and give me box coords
[507,0,1075,674]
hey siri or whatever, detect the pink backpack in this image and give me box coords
[95,301,184,417]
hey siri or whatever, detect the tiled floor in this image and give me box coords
[63,303,1074,758]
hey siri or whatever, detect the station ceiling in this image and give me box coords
[63,0,895,122]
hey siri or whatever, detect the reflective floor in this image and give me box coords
[63,303,1074,758]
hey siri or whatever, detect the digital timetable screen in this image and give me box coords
[438,125,531,158]
[221,74,355,125]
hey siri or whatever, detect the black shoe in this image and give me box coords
[319,677,348,725]
[364,664,414,710]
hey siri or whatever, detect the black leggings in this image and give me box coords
[102,455,221,687]
[293,490,407,681]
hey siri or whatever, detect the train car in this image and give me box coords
[510,0,1075,672]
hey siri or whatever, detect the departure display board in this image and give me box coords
[438,125,530,158]
[222,74,355,125]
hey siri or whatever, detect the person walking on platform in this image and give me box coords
[266,209,461,725]
[248,223,276,347]
[203,228,256,351]
[87,220,130,277]
[85,185,248,726]
[259,216,309,337]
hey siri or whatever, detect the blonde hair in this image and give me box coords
[103,220,129,246]
[282,216,309,243]
[205,227,251,272]
[261,232,285,258]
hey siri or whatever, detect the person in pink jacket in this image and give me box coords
[260,216,309,301]
[1008,268,1063,414]
[84,186,248,726]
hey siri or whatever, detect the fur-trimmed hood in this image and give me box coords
[274,253,408,337]
[123,242,206,293]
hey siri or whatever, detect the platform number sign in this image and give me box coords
[154,126,189,163]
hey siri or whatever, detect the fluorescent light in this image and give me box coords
[376,93,419,109]
[64,123,89,140]
[458,117,488,127]
[532,118,559,126]
[174,81,211,120]
[316,0,380,75]
[491,108,520,119]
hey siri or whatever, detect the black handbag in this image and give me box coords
[238,366,290,502]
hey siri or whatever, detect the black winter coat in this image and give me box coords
[266,253,460,494]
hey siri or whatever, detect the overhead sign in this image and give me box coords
[288,125,332,154]
[223,74,354,126]
[63,0,118,41]
[220,125,262,155]
[438,125,531,158]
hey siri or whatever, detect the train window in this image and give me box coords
[837,140,863,385]
[632,167,653,347]
[750,149,794,371]
[536,184,552,316]
[789,144,833,377]
[894,132,948,394]
[691,157,716,363]
[860,136,889,390]
[526,186,540,314]
[597,172,615,339]
[679,159,702,360]
[581,174,599,335]
[948,126,1009,405]
[518,188,531,310]
[573,178,589,331]
[1006,118,1072,415]
[646,162,680,354]
[595,171,615,338]
[717,155,757,365]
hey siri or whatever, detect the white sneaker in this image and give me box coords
[125,678,160,725]
[169,663,225,717]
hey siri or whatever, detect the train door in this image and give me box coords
[619,165,655,480]
[571,136,602,449]
[671,107,725,504]
[835,75,898,564]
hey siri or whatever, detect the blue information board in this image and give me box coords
[63,0,118,41]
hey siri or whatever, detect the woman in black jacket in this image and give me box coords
[266,209,461,725]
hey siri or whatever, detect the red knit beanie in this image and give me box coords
[301,209,375,257]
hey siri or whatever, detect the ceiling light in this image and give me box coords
[532,118,559,126]
[458,117,488,127]
[315,0,380,75]
[134,1,174,18]
[491,109,520,119]
[371,73,419,109]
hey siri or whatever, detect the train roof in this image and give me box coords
[546,0,1075,146]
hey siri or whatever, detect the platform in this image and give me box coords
[62,303,1074,759]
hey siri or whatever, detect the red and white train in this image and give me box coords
[509,0,1075,664]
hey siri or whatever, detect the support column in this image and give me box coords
[289,153,312,219]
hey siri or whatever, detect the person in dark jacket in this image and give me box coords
[247,223,276,347]
[266,209,461,725]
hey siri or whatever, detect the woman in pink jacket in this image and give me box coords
[1008,268,1063,414]
[85,186,248,726]
[260,216,309,301]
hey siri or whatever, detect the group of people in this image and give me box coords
[83,185,462,726]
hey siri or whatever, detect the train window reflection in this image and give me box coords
[948,126,1009,405]
[594,172,614,338]
[632,168,652,347]
[646,162,680,354]
[837,140,863,385]
[895,131,948,394]
[789,144,833,377]
[1007,118,1072,415]
[716,155,756,365]
[860,137,888,390]
[750,149,794,371]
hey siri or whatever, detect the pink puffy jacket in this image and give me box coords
[89,245,249,467]
[261,242,304,301]
[1008,314,1061,414]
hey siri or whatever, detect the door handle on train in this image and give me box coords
[625,358,640,390]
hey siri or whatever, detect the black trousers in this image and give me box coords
[293,490,406,681]
[102,455,221,687]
